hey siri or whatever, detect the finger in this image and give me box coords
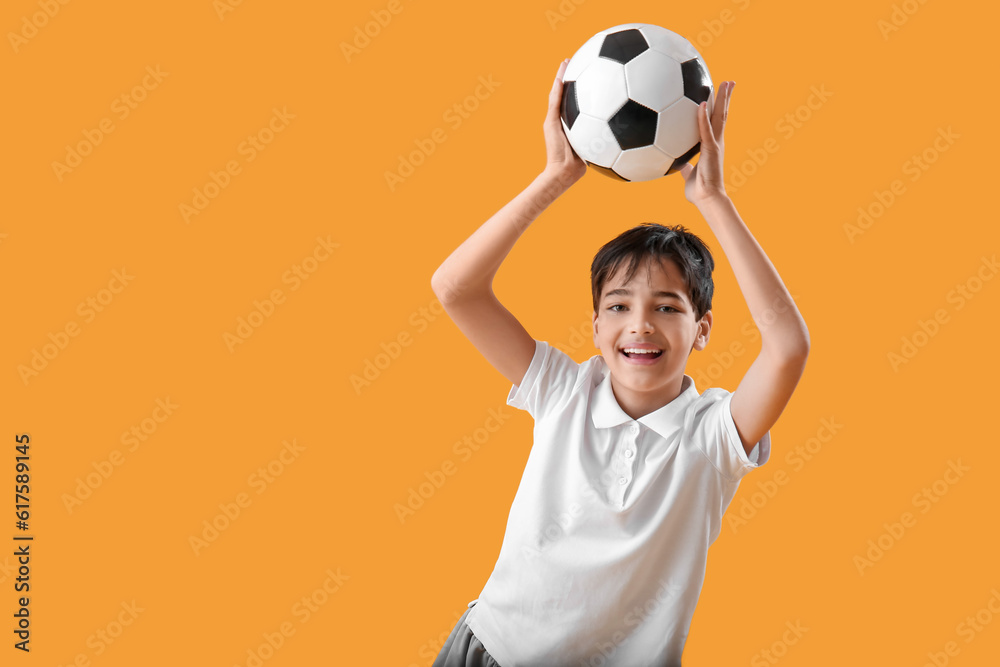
[713,81,731,143]
[547,60,569,119]
[723,80,733,126]
[698,100,714,147]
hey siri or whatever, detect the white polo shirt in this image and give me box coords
[464,339,770,667]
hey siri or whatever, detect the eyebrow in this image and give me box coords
[603,288,686,302]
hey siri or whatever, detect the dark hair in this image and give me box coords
[591,223,715,321]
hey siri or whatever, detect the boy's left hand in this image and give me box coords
[679,81,733,206]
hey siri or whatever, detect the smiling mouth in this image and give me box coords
[620,349,663,360]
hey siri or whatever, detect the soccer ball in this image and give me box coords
[560,23,714,182]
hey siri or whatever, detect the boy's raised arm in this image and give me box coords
[679,82,810,456]
[431,60,587,388]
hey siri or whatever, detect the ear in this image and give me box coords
[691,310,713,352]
[592,311,599,348]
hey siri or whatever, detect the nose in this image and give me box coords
[629,313,654,335]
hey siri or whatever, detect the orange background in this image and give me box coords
[2,0,999,664]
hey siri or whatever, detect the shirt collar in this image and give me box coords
[590,364,700,439]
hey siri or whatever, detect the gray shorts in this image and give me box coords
[431,600,501,667]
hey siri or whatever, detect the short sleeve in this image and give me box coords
[688,390,771,481]
[506,340,582,421]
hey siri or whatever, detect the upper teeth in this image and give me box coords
[623,348,659,354]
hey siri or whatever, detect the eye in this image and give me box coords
[607,304,678,313]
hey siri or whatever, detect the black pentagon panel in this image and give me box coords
[587,161,630,182]
[599,29,648,65]
[680,58,712,105]
[666,143,701,175]
[608,100,657,151]
[561,80,580,130]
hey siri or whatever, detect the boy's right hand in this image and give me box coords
[542,59,587,186]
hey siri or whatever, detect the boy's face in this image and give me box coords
[593,257,711,406]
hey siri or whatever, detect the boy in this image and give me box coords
[429,59,809,667]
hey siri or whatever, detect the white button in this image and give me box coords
[619,477,627,485]
[630,424,639,434]
[624,449,633,459]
